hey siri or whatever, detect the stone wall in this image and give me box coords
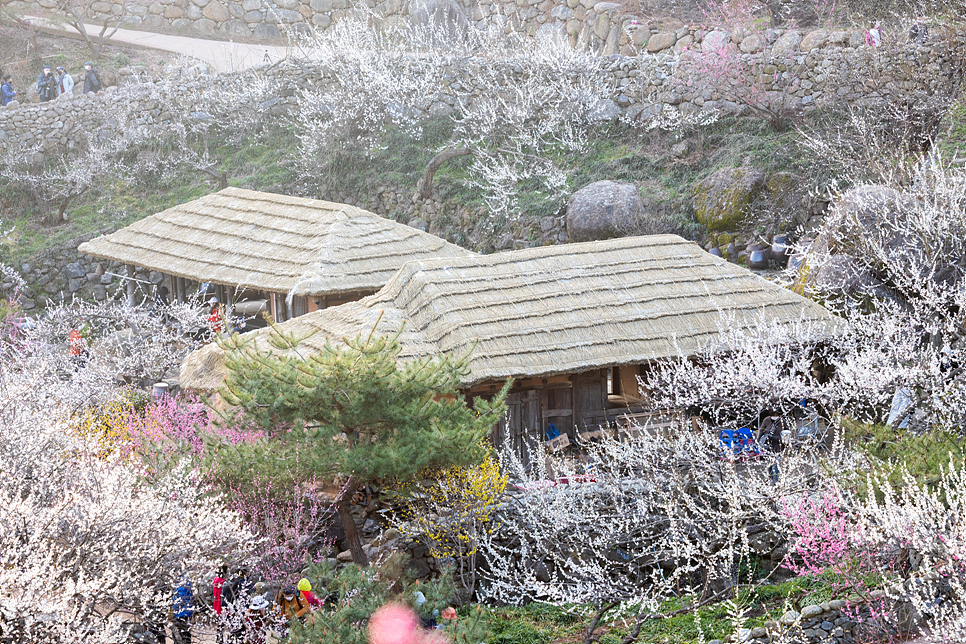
[2,26,962,155]
[8,233,165,311]
[8,0,642,53]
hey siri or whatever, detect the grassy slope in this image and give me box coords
[475,575,850,644]
[2,111,808,264]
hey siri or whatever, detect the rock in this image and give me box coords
[771,30,802,55]
[68,277,86,293]
[646,32,677,52]
[691,166,766,232]
[737,628,751,642]
[763,172,806,230]
[410,0,469,45]
[781,610,800,625]
[92,285,107,301]
[566,180,644,242]
[801,604,824,619]
[202,1,230,21]
[750,627,767,638]
[671,140,691,158]
[800,28,828,51]
[407,219,428,232]
[828,599,846,610]
[589,98,621,122]
[253,22,282,38]
[739,33,762,53]
[193,18,217,34]
[64,262,86,279]
[702,30,730,52]
[336,549,354,563]
[408,555,431,578]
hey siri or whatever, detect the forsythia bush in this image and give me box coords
[67,387,150,455]
[395,454,508,559]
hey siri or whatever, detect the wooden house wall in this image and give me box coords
[480,368,608,469]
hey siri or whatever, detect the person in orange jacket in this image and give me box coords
[274,585,309,625]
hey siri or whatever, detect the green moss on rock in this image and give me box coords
[691,166,766,232]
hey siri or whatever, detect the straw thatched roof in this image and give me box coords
[78,187,475,297]
[181,234,841,393]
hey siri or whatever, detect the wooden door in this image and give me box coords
[541,385,573,438]
[494,390,541,470]
[573,370,607,434]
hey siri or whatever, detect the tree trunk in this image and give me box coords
[338,480,368,566]
[417,146,473,199]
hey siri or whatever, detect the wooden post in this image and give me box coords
[226,285,235,306]
[176,276,186,303]
[126,264,136,307]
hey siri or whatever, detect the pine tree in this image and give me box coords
[213,322,509,566]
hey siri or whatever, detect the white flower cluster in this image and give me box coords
[0,274,258,643]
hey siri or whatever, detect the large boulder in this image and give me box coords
[796,185,914,300]
[691,166,766,232]
[702,30,731,52]
[566,180,645,243]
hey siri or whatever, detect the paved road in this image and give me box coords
[28,19,295,73]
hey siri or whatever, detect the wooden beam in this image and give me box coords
[125,264,135,307]
[542,409,573,417]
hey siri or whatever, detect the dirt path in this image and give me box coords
[25,19,294,73]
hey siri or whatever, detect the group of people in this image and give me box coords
[36,61,101,102]
[155,567,324,644]
[0,61,101,107]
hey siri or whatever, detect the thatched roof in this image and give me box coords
[181,234,841,393]
[78,187,474,297]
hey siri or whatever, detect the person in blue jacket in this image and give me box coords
[1,75,18,106]
[173,578,194,644]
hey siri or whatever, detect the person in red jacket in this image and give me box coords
[207,298,225,334]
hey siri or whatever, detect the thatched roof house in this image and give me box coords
[183,234,838,392]
[78,187,474,319]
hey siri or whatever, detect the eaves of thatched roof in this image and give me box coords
[180,234,842,393]
[78,187,475,297]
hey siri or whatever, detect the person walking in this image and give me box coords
[172,578,194,644]
[757,413,787,484]
[83,61,102,94]
[909,17,928,44]
[870,21,882,47]
[36,65,57,102]
[207,298,225,334]
[243,596,272,644]
[1,75,18,106]
[56,66,74,96]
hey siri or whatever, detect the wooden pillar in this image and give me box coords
[176,276,186,303]
[168,274,177,303]
[215,284,226,305]
[225,285,235,306]
[125,264,136,307]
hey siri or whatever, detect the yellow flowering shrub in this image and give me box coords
[68,388,150,456]
[395,453,507,558]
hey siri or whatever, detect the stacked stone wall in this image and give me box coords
[4,28,959,155]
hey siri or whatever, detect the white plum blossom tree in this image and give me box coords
[0,266,257,644]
